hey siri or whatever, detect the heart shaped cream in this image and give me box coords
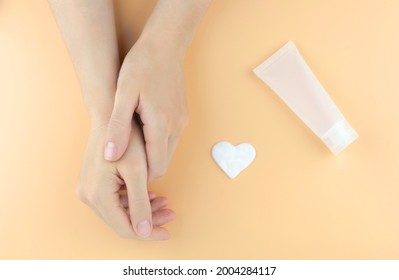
[211,141,256,179]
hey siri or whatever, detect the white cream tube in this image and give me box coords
[253,41,358,155]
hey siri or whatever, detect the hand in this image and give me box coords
[77,120,175,240]
[103,40,189,181]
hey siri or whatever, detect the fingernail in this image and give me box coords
[137,220,151,237]
[104,142,116,160]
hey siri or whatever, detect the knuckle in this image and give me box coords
[75,185,87,203]
[171,110,189,132]
[155,109,189,133]
[130,197,151,212]
[75,183,97,206]
[84,191,101,206]
[156,112,171,129]
[108,117,130,133]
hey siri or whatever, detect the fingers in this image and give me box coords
[120,193,173,226]
[148,191,156,200]
[152,209,175,226]
[101,201,137,239]
[141,112,187,181]
[143,123,169,180]
[98,194,171,240]
[121,195,169,212]
[104,85,139,162]
[150,196,169,212]
[78,184,138,239]
[119,190,156,201]
[124,208,175,227]
[121,165,153,238]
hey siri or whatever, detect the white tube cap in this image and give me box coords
[321,119,359,155]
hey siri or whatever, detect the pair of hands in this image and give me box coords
[77,41,188,240]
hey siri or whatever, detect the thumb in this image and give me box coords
[104,88,138,161]
[123,167,153,238]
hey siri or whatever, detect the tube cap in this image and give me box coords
[321,119,358,155]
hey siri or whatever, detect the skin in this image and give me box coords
[104,0,212,179]
[78,122,174,240]
[48,0,211,240]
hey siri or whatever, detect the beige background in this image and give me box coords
[1,0,399,259]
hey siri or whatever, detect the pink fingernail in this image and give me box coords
[104,142,116,160]
[137,220,151,237]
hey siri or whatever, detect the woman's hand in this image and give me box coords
[103,0,212,181]
[49,0,212,238]
[103,39,188,181]
[77,120,175,240]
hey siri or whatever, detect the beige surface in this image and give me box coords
[1,0,399,259]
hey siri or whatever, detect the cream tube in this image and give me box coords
[253,41,358,155]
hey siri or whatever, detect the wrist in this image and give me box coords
[89,110,112,129]
[137,5,195,61]
[84,95,114,129]
[136,29,188,62]
[136,0,211,60]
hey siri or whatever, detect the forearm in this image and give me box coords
[48,0,119,124]
[137,0,212,58]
